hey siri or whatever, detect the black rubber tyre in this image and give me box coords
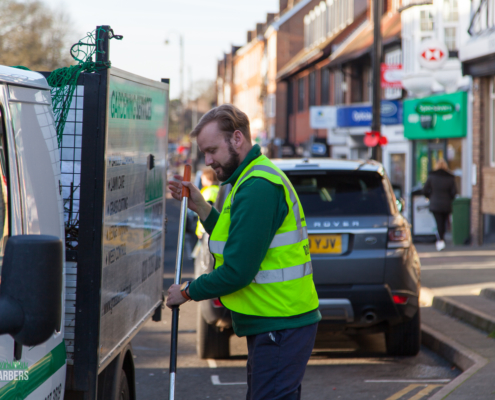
[196,311,231,359]
[385,309,421,356]
[119,369,131,400]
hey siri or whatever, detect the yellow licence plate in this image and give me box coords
[309,235,342,254]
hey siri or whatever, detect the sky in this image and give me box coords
[43,0,279,100]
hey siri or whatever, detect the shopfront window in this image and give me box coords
[390,153,406,196]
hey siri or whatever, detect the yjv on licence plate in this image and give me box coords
[308,235,342,254]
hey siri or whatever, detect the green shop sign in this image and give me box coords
[404,91,467,140]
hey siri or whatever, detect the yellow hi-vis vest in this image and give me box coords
[209,155,319,317]
[196,185,219,237]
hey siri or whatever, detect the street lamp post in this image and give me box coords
[165,32,185,138]
[371,0,383,161]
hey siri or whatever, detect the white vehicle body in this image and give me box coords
[0,66,66,398]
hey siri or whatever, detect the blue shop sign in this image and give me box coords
[336,100,402,127]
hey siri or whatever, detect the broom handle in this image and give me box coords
[169,164,191,400]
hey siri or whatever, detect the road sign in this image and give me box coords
[310,106,337,128]
[418,39,448,70]
[381,64,403,88]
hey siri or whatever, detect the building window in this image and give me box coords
[309,72,316,106]
[334,70,344,105]
[321,68,330,105]
[420,10,434,31]
[298,77,305,112]
[444,27,457,51]
[490,78,495,166]
[304,15,310,48]
[443,0,458,22]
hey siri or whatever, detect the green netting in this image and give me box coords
[48,27,122,146]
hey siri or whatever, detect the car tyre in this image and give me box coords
[385,309,421,356]
[119,369,131,400]
[197,311,231,359]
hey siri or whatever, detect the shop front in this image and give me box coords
[329,100,403,160]
[404,91,469,239]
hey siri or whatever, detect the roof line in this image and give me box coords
[266,0,313,36]
[329,19,370,62]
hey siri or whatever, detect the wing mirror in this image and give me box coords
[396,198,406,213]
[0,235,63,346]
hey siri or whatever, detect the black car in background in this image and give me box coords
[194,158,421,358]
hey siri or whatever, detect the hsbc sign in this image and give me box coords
[418,39,448,70]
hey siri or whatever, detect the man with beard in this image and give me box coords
[167,104,320,400]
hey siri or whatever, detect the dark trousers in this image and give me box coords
[246,323,318,400]
[433,212,449,240]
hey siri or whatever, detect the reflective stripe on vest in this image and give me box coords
[209,226,308,256]
[253,261,313,284]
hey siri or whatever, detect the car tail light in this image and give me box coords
[212,298,223,308]
[393,295,408,304]
[387,227,410,248]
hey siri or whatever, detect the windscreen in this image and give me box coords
[286,170,390,216]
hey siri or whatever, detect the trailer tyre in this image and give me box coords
[197,312,230,359]
[119,369,131,400]
[385,309,421,356]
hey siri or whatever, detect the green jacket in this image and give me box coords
[189,145,321,336]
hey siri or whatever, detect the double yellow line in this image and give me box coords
[385,384,443,400]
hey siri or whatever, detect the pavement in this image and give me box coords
[415,240,495,399]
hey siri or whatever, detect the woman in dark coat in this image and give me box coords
[423,158,457,251]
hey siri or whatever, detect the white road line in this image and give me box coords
[419,250,495,258]
[422,262,495,270]
[206,359,217,368]
[211,375,247,385]
[365,379,451,383]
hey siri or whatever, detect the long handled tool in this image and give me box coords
[169,164,191,400]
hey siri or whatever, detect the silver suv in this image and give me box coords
[195,158,421,358]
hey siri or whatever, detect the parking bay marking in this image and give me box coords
[382,384,444,400]
[211,375,247,385]
[366,379,450,383]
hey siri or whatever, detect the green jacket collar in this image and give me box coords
[221,145,261,186]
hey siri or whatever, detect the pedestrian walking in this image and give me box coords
[423,158,457,251]
[195,167,219,239]
[166,104,321,400]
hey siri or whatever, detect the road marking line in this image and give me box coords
[211,375,246,385]
[366,379,451,383]
[408,384,442,400]
[206,359,217,368]
[385,384,423,400]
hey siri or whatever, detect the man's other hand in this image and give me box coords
[168,174,212,220]
[166,284,188,308]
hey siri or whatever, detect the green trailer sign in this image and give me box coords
[404,91,467,140]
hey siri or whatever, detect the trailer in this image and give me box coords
[0,27,169,400]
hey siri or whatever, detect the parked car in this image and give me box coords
[195,158,421,358]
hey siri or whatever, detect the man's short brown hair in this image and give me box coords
[190,104,251,142]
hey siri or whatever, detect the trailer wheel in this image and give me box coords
[197,312,230,359]
[119,369,131,400]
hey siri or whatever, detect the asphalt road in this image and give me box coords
[132,199,460,400]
